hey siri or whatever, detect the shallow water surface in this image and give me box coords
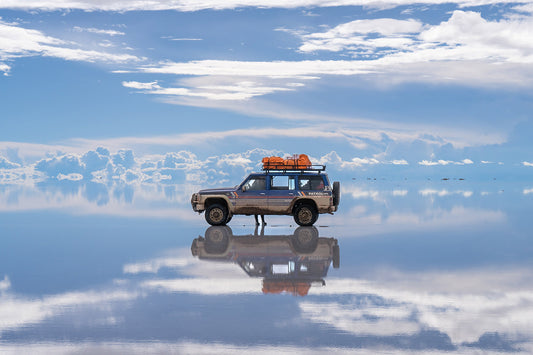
[1,179,532,353]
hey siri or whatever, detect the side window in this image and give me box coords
[299,176,325,190]
[243,176,267,191]
[271,176,295,190]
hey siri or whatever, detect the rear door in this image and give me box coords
[267,174,296,213]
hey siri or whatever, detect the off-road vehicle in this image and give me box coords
[191,158,340,226]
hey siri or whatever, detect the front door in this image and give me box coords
[234,175,269,215]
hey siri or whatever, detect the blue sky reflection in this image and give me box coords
[1,180,532,352]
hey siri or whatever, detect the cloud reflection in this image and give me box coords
[1,242,533,352]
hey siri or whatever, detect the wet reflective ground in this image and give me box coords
[1,179,533,353]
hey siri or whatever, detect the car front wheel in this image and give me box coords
[293,204,318,226]
[205,203,228,226]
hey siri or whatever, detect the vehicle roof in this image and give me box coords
[249,171,327,176]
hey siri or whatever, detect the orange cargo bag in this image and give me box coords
[284,154,311,169]
[262,156,284,169]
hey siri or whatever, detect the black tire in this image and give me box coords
[292,226,319,253]
[204,226,231,254]
[293,203,318,226]
[205,203,228,226]
[225,214,233,224]
[332,181,340,207]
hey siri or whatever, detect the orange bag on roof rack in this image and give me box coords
[284,154,311,169]
[262,154,312,170]
[262,156,285,170]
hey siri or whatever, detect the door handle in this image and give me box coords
[260,193,266,195]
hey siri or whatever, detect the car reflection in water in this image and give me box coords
[191,226,340,296]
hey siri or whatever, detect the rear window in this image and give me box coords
[271,175,295,190]
[299,176,325,190]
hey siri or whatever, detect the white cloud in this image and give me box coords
[1,0,533,12]
[300,301,420,336]
[116,10,533,109]
[0,156,20,169]
[0,276,10,292]
[164,37,203,41]
[418,159,474,166]
[124,256,191,274]
[297,10,533,64]
[523,161,533,166]
[0,62,10,75]
[146,78,296,101]
[57,173,84,181]
[122,80,160,90]
[0,342,414,355]
[0,20,140,74]
[309,268,533,345]
[419,189,474,198]
[142,278,260,295]
[131,59,373,78]
[0,287,138,334]
[299,18,423,54]
[73,26,125,36]
[392,189,408,196]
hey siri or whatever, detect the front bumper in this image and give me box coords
[191,193,204,212]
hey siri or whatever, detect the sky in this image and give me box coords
[1,0,533,182]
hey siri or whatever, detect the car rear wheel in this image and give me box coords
[292,226,319,253]
[205,203,228,226]
[293,204,318,226]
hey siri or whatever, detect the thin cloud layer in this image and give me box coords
[1,0,532,12]
[114,9,533,120]
[0,20,140,75]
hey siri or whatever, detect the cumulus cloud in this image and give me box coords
[0,156,20,169]
[318,151,382,169]
[298,18,423,55]
[296,10,533,64]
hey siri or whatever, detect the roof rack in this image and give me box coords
[262,164,326,173]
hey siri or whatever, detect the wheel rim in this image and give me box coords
[209,208,224,223]
[297,229,313,243]
[209,230,224,242]
[298,207,312,224]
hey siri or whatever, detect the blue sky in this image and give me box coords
[1,1,533,180]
